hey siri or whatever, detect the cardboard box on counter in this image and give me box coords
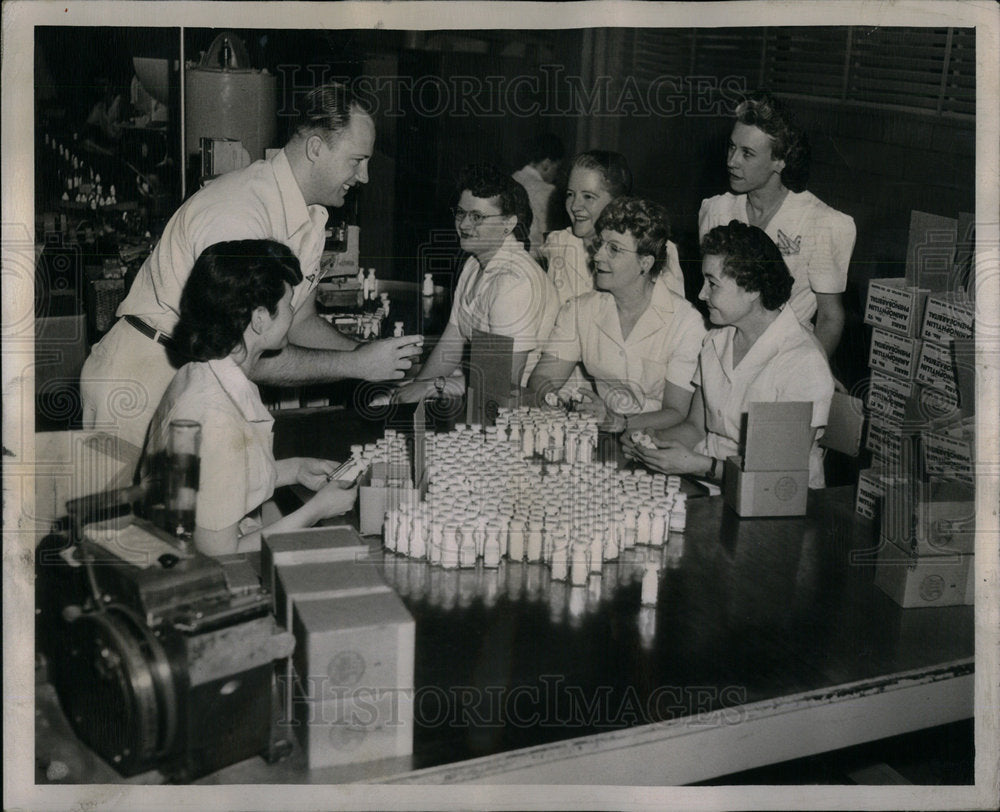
[922,426,975,485]
[874,535,973,608]
[868,329,922,381]
[291,591,415,769]
[921,293,975,343]
[855,467,884,520]
[723,402,812,517]
[274,559,392,628]
[866,372,913,426]
[904,211,958,292]
[261,525,370,596]
[880,477,975,556]
[864,278,931,337]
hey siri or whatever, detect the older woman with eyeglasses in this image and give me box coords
[528,197,705,433]
[392,163,559,403]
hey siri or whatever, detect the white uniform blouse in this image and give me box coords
[693,305,834,488]
[449,233,560,383]
[698,190,856,326]
[143,357,277,534]
[544,279,706,415]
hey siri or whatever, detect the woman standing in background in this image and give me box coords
[699,91,855,359]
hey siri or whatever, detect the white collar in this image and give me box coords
[207,357,272,423]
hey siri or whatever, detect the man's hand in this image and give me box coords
[353,336,424,381]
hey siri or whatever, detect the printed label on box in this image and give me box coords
[855,468,883,519]
[921,295,974,343]
[922,431,974,484]
[866,373,912,425]
[869,329,921,380]
[915,340,959,402]
[865,279,927,336]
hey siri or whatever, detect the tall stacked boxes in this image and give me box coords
[261,526,415,768]
[865,212,975,607]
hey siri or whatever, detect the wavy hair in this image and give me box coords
[734,91,810,192]
[456,163,533,252]
[172,240,303,361]
[289,82,371,146]
[571,150,633,198]
[594,197,672,281]
[701,220,792,310]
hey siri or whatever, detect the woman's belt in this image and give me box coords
[123,315,174,347]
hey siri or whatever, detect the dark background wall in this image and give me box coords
[36,24,976,392]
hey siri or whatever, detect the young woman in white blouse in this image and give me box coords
[141,240,357,556]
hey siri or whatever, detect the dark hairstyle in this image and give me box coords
[173,240,303,361]
[290,82,371,146]
[571,151,633,198]
[594,197,672,281]
[700,220,792,310]
[525,133,566,165]
[456,163,533,252]
[734,91,810,192]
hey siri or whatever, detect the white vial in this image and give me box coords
[422,272,434,296]
[393,321,404,337]
[650,507,668,547]
[635,505,651,546]
[640,562,659,605]
[569,541,590,587]
[507,518,526,561]
[526,519,544,563]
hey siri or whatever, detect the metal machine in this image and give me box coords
[38,491,294,781]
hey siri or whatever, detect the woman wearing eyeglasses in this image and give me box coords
[541,151,685,306]
[392,163,560,403]
[528,197,705,432]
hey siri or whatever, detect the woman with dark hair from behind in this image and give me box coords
[141,239,357,556]
[391,163,559,402]
[623,221,834,489]
[699,90,855,359]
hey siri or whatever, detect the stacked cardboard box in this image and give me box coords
[261,526,415,769]
[863,211,976,608]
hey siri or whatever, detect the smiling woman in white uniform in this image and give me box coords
[698,91,855,359]
[141,240,357,556]
[392,164,559,402]
[541,151,685,304]
[529,197,706,433]
[623,221,834,489]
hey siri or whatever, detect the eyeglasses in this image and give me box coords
[452,207,506,226]
[592,237,639,258]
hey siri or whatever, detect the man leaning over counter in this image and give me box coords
[80,82,422,459]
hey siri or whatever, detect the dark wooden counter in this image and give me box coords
[198,485,972,785]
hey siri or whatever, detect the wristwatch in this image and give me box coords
[433,376,447,398]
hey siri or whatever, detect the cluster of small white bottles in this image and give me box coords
[339,430,411,483]
[381,415,687,606]
[45,133,120,208]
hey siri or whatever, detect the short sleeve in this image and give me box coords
[194,409,255,532]
[806,208,856,295]
[661,241,685,298]
[698,197,720,240]
[775,349,835,429]
[543,299,585,364]
[664,306,708,392]
[487,270,548,351]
